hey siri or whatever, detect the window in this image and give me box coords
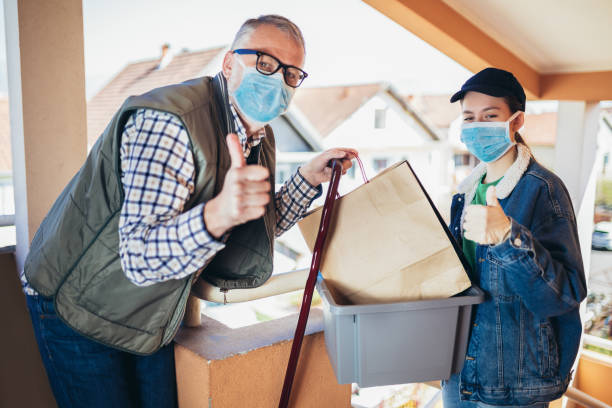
[374,109,387,129]
[453,153,470,167]
[373,158,388,172]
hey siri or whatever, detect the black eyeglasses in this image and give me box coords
[232,49,308,88]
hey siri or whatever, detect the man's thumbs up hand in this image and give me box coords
[204,134,271,238]
[464,186,512,245]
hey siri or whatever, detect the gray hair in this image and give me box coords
[230,15,305,55]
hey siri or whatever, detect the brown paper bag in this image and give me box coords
[298,161,471,305]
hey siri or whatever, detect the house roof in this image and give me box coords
[87,46,226,146]
[291,83,383,138]
[0,98,11,173]
[404,94,461,130]
[291,83,440,140]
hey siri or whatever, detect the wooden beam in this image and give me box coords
[541,71,612,101]
[363,0,540,98]
[363,0,612,101]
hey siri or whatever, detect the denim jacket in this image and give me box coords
[448,144,587,406]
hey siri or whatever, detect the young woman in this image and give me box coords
[444,68,587,407]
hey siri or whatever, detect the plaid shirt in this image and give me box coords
[229,102,264,158]
[21,107,319,293]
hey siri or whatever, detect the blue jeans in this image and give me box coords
[26,295,177,408]
[442,374,549,408]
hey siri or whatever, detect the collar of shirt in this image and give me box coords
[229,101,266,158]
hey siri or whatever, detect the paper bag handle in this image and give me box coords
[354,154,369,184]
[327,154,369,185]
[332,154,369,199]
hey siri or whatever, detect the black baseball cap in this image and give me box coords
[450,67,526,111]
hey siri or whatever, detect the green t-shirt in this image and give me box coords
[462,174,502,272]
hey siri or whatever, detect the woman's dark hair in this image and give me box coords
[503,94,529,148]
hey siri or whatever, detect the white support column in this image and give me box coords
[553,102,601,408]
[4,0,87,271]
[4,0,26,262]
[554,101,601,281]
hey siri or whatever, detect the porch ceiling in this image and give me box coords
[363,0,612,101]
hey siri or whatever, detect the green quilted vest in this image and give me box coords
[24,76,276,354]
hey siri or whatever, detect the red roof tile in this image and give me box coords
[87,46,225,146]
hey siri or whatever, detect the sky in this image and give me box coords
[0,0,473,99]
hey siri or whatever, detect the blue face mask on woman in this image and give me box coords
[231,57,294,126]
[460,111,521,163]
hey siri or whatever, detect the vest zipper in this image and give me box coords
[258,143,274,259]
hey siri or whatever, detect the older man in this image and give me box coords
[22,15,355,407]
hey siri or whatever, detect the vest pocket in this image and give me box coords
[539,321,559,378]
[72,244,185,335]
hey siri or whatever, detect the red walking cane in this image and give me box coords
[278,159,342,407]
[278,156,368,407]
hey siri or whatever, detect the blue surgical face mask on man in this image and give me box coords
[230,56,294,126]
[460,111,521,163]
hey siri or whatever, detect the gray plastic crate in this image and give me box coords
[316,277,485,387]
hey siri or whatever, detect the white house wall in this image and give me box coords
[323,95,427,150]
[321,94,451,202]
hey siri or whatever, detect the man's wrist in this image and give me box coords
[298,166,320,187]
[203,198,229,239]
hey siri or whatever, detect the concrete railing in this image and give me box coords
[185,268,310,327]
[174,308,351,407]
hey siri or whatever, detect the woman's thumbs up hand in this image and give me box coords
[204,134,271,238]
[463,186,512,245]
